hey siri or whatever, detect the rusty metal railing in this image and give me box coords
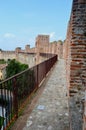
[0,54,57,130]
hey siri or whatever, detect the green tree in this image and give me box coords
[50,41,57,44]
[57,40,63,44]
[0,59,6,64]
[6,59,28,78]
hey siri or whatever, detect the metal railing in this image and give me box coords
[0,54,57,130]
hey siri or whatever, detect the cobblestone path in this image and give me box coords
[23,59,70,130]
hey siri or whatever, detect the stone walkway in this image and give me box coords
[22,59,70,130]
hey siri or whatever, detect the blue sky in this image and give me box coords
[0,0,72,50]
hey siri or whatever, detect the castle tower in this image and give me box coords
[15,47,21,53]
[35,35,49,64]
[25,45,30,52]
[65,0,86,129]
[36,35,49,49]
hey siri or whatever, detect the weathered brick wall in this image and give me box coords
[83,90,86,130]
[64,19,72,95]
[65,0,86,129]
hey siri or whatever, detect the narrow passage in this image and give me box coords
[23,59,70,130]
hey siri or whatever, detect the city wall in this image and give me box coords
[64,0,86,129]
[0,34,63,67]
[0,51,36,68]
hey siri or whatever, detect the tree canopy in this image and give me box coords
[0,59,6,64]
[6,59,28,78]
[50,40,63,44]
[57,40,63,44]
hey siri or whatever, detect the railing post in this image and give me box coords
[45,61,47,76]
[13,77,18,119]
[37,65,39,88]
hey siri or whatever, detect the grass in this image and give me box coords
[0,116,4,128]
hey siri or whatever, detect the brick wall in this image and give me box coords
[65,0,86,129]
[83,90,86,130]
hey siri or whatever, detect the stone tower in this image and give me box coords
[35,35,49,64]
[25,45,30,52]
[65,0,86,129]
[36,35,49,49]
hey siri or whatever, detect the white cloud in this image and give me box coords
[50,32,55,38]
[4,33,16,38]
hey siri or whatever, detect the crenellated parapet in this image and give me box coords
[0,34,63,67]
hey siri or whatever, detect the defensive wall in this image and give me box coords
[0,51,36,68]
[64,0,86,129]
[0,35,63,67]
